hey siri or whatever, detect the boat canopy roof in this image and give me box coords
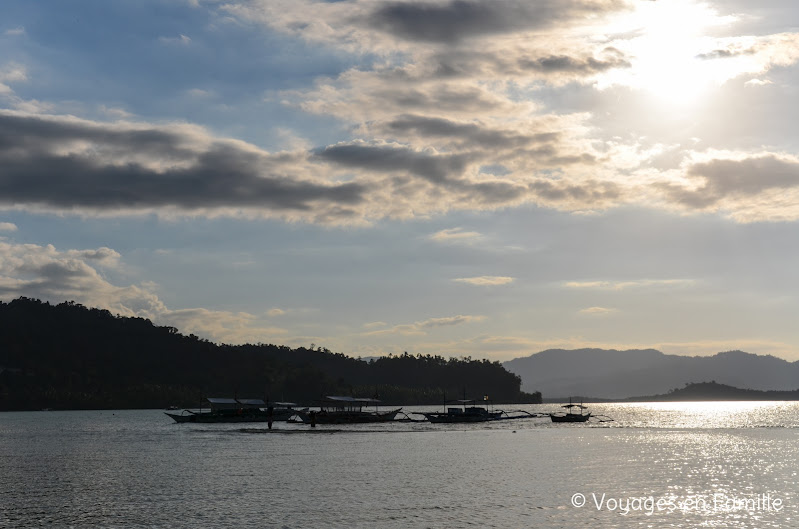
[271,401,298,407]
[562,403,587,409]
[207,397,265,409]
[323,395,381,404]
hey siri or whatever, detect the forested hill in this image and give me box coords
[0,297,541,410]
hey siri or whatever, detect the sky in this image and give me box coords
[2,0,799,361]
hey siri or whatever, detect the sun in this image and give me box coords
[598,0,738,106]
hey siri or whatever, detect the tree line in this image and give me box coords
[0,297,542,410]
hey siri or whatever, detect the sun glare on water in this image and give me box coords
[599,0,739,106]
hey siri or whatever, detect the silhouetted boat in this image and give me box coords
[293,396,402,424]
[165,398,304,423]
[421,399,503,423]
[549,399,591,423]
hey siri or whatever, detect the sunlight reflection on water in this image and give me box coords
[0,404,797,528]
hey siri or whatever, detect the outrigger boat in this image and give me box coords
[166,398,305,423]
[421,399,503,423]
[293,396,402,424]
[549,399,591,423]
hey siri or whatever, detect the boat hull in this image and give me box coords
[422,412,503,423]
[294,408,402,424]
[549,413,591,423]
[165,408,302,424]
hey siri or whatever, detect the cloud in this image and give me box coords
[383,47,631,85]
[453,276,515,286]
[316,141,471,184]
[515,53,630,74]
[297,72,528,122]
[3,27,25,37]
[226,0,630,51]
[0,110,634,224]
[65,247,122,267]
[664,154,799,207]
[0,222,17,232]
[0,63,27,84]
[418,315,484,328]
[158,34,192,45]
[10,0,799,227]
[186,88,213,98]
[159,308,288,344]
[0,239,286,344]
[578,306,618,315]
[429,227,482,243]
[0,111,368,223]
[564,279,695,290]
[213,1,799,227]
[364,0,629,44]
[698,33,799,71]
[363,314,484,336]
[267,308,286,316]
[378,114,561,151]
[654,153,799,221]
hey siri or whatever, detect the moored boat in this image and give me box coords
[293,396,402,424]
[549,399,591,423]
[166,398,305,423]
[421,399,503,423]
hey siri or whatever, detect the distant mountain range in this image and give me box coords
[503,348,799,399]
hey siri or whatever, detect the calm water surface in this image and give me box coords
[2,402,798,528]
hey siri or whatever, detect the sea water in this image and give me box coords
[1,402,798,528]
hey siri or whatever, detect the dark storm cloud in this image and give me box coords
[383,114,558,149]
[315,142,537,205]
[316,142,471,184]
[660,155,799,208]
[376,47,630,85]
[517,54,630,73]
[0,113,366,214]
[0,112,193,159]
[366,0,628,44]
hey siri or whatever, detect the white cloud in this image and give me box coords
[186,88,212,98]
[429,227,482,243]
[453,276,515,286]
[4,27,25,36]
[0,63,27,83]
[98,105,133,119]
[158,34,192,45]
[578,306,618,316]
[0,239,286,344]
[745,78,772,87]
[564,279,695,290]
[0,222,17,232]
[363,314,485,336]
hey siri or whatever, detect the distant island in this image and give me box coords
[0,297,542,411]
[542,381,799,403]
[629,381,799,402]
